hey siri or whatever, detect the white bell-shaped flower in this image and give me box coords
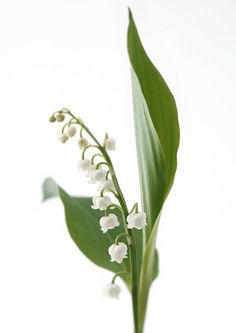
[102,283,121,299]
[108,242,128,264]
[105,138,116,151]
[66,126,76,137]
[78,137,89,150]
[87,167,106,184]
[91,196,112,211]
[58,133,69,143]
[93,169,107,182]
[127,211,147,230]
[77,159,92,172]
[99,214,120,233]
[86,165,96,183]
[98,179,115,193]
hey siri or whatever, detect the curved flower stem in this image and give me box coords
[61,122,69,133]
[105,204,123,216]
[82,144,101,160]
[107,189,119,199]
[80,126,83,138]
[112,271,130,284]
[66,110,140,333]
[129,202,139,214]
[96,161,110,169]
[91,154,104,164]
[115,232,133,246]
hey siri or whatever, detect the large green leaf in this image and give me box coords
[42,178,130,284]
[128,10,180,234]
[127,9,180,330]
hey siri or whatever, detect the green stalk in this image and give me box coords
[67,111,141,333]
[102,150,140,333]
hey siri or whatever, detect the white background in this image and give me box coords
[0,0,236,332]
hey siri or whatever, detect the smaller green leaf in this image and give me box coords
[42,178,130,285]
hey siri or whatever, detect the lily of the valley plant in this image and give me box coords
[43,10,180,333]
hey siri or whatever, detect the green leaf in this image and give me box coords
[128,10,180,234]
[127,9,180,329]
[42,178,130,285]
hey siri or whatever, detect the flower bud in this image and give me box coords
[91,196,112,211]
[55,113,65,122]
[78,137,89,150]
[77,159,92,172]
[49,115,56,123]
[66,126,76,137]
[102,283,121,299]
[58,133,69,143]
[108,242,128,264]
[127,211,147,230]
[99,214,119,233]
[105,138,116,151]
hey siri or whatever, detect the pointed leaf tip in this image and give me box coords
[42,177,59,202]
[128,7,133,21]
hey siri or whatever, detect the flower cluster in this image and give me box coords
[49,108,147,299]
